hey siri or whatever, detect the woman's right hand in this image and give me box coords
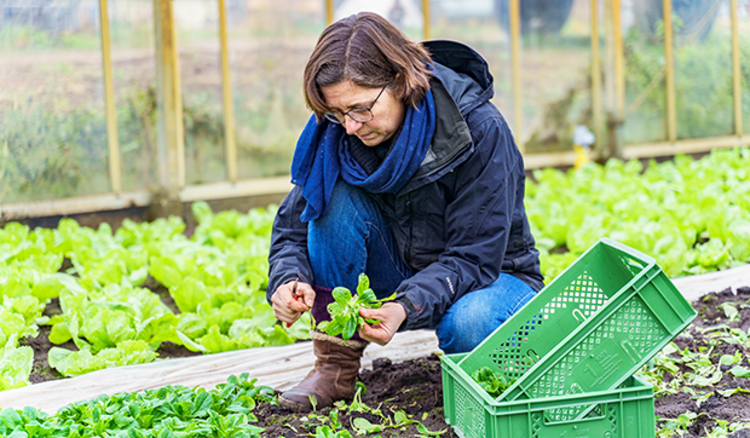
[271,280,315,325]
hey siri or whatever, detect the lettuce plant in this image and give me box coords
[470,366,515,398]
[317,274,395,341]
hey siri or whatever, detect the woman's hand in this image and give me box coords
[358,302,407,346]
[271,280,315,325]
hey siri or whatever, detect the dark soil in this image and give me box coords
[255,355,456,438]
[17,259,750,438]
[653,286,750,438]
[19,270,202,384]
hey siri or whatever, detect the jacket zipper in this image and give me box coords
[404,193,413,268]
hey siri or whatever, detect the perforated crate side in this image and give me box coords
[458,239,657,387]
[442,354,656,438]
[502,266,695,413]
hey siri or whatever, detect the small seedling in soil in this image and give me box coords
[317,274,395,341]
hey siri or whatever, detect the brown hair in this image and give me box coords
[303,12,433,119]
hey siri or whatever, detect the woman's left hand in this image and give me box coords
[358,303,407,346]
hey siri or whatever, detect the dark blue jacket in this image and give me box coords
[267,40,544,330]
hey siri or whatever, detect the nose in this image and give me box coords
[344,116,363,135]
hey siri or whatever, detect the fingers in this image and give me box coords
[359,320,388,346]
[271,280,314,324]
[358,304,406,346]
[273,307,300,324]
[296,283,316,307]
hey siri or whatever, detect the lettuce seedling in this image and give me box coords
[317,274,395,341]
[470,366,515,398]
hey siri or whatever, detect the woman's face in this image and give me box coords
[320,80,406,147]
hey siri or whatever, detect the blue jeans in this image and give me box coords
[308,181,536,354]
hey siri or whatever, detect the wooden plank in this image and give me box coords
[179,176,293,203]
[622,135,750,160]
[0,192,152,221]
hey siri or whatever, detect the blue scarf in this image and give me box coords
[291,90,435,222]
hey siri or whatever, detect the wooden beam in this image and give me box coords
[99,0,122,195]
[663,0,677,142]
[154,0,185,201]
[179,176,293,203]
[218,0,238,183]
[590,0,603,151]
[731,0,743,136]
[0,192,152,221]
[621,135,750,160]
[509,0,523,152]
[612,0,624,119]
[325,0,334,25]
[524,135,750,170]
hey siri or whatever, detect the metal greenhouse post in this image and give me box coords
[152,0,185,217]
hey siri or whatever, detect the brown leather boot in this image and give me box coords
[278,332,368,412]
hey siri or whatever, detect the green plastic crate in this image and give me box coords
[442,352,655,438]
[457,238,695,419]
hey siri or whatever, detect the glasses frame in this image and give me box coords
[324,86,387,125]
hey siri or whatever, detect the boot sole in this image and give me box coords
[278,395,312,413]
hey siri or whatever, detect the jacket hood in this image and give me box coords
[423,40,495,115]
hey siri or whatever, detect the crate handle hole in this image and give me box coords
[572,308,586,324]
[526,349,540,363]
[626,257,644,269]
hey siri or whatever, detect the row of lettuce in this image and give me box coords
[1,147,749,393]
[0,202,311,391]
[0,373,272,437]
[529,147,750,279]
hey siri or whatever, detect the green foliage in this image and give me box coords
[0,201,304,387]
[0,335,33,391]
[0,84,298,202]
[0,373,271,437]
[470,366,515,398]
[317,274,395,341]
[527,148,750,281]
[622,25,749,143]
[0,105,108,202]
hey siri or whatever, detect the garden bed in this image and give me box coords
[10,283,750,438]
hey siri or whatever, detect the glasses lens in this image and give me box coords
[324,113,342,124]
[348,109,373,123]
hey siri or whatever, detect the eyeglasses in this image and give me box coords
[324,86,386,125]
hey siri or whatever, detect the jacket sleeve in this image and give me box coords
[396,112,523,330]
[266,185,314,304]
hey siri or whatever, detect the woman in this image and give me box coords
[266,12,544,412]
